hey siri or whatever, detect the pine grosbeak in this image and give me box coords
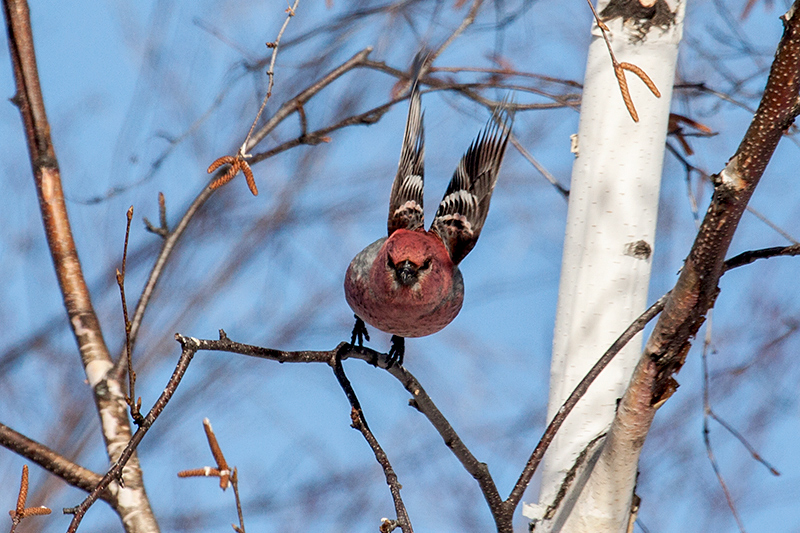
[344,72,513,367]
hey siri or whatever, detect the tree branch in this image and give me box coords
[174,332,505,530]
[3,1,156,530]
[645,0,800,395]
[0,422,108,501]
[722,243,800,272]
[113,47,376,379]
[66,340,196,532]
[504,293,669,514]
[330,349,412,533]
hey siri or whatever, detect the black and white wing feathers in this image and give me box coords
[431,101,513,265]
[387,74,425,235]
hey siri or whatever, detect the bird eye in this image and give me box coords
[420,259,431,271]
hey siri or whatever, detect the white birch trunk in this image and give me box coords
[525,1,685,530]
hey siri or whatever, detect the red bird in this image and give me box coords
[344,72,513,367]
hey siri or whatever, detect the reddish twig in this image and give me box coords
[116,206,143,424]
[8,465,51,533]
[178,418,246,532]
[584,0,660,122]
[143,191,169,238]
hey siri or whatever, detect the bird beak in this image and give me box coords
[394,260,419,286]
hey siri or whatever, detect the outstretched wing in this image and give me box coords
[431,100,513,265]
[388,61,425,235]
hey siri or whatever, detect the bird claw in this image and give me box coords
[350,315,370,347]
[387,336,405,368]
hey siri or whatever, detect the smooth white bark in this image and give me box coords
[526,2,685,530]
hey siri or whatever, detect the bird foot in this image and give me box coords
[350,315,370,347]
[387,336,405,368]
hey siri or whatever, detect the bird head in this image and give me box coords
[383,229,445,290]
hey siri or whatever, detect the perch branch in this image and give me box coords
[331,349,412,533]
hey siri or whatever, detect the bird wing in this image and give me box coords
[431,100,513,265]
[388,59,425,235]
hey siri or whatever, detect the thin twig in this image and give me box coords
[509,134,569,199]
[144,191,170,237]
[248,47,373,149]
[432,65,582,89]
[116,206,143,424]
[666,142,702,223]
[723,244,800,271]
[744,206,799,244]
[674,82,756,114]
[65,342,196,532]
[363,59,578,111]
[707,410,781,475]
[700,315,747,533]
[241,0,300,155]
[331,349,412,533]
[666,142,798,243]
[700,309,781,477]
[504,292,669,513]
[429,0,484,64]
[231,468,245,533]
[248,77,567,167]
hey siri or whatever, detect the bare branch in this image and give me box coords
[645,1,800,388]
[174,332,505,529]
[0,422,108,500]
[116,206,143,424]
[509,134,570,199]
[505,293,669,513]
[723,243,800,271]
[65,341,196,532]
[701,320,747,533]
[331,349,412,533]
[3,0,155,528]
[248,47,373,149]
[241,0,300,152]
[429,0,483,64]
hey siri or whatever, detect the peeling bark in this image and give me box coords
[3,1,158,531]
